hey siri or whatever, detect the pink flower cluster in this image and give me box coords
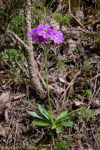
[28,23,64,44]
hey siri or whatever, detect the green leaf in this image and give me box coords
[62,121,74,127]
[86,89,92,100]
[51,124,56,130]
[50,47,56,54]
[55,110,68,124]
[67,109,78,116]
[32,121,50,126]
[38,104,52,120]
[84,60,90,70]
[46,53,54,57]
[27,111,47,120]
[50,133,55,145]
[56,124,63,133]
[27,111,52,124]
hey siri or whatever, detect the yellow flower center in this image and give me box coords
[55,35,59,39]
[34,32,37,35]
[40,37,43,40]
[43,29,47,33]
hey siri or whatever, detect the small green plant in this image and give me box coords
[86,89,92,100]
[1,49,26,67]
[27,25,75,145]
[84,60,90,70]
[48,56,66,72]
[75,48,79,54]
[57,56,65,68]
[94,38,100,44]
[53,13,70,25]
[57,139,71,150]
[0,49,28,80]
[79,107,95,122]
[28,104,74,134]
[11,14,25,36]
[96,127,100,142]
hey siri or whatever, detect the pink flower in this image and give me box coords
[37,24,52,39]
[28,24,64,44]
[37,36,45,43]
[45,42,48,45]
[50,29,64,43]
[28,28,38,41]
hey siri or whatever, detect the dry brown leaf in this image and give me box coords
[0,92,11,103]
[93,109,100,116]
[0,124,6,137]
[0,92,11,108]
[74,101,86,107]
[59,77,69,84]
[49,84,64,94]
[4,109,9,122]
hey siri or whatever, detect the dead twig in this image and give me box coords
[13,122,18,150]
[6,115,14,146]
[68,0,89,32]
[60,68,82,105]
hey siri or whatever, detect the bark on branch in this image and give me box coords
[5,0,47,99]
[23,0,46,99]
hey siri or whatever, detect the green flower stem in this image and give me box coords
[43,44,55,145]
[43,44,52,114]
[50,133,55,146]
